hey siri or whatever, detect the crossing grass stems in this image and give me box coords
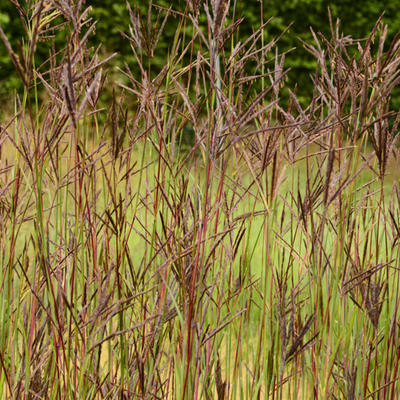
[0,0,400,399]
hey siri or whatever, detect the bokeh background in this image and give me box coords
[1,0,399,107]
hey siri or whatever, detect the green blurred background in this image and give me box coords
[0,0,399,107]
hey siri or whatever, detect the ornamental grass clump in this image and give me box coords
[0,1,399,399]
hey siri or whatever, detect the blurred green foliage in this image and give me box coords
[0,0,399,106]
